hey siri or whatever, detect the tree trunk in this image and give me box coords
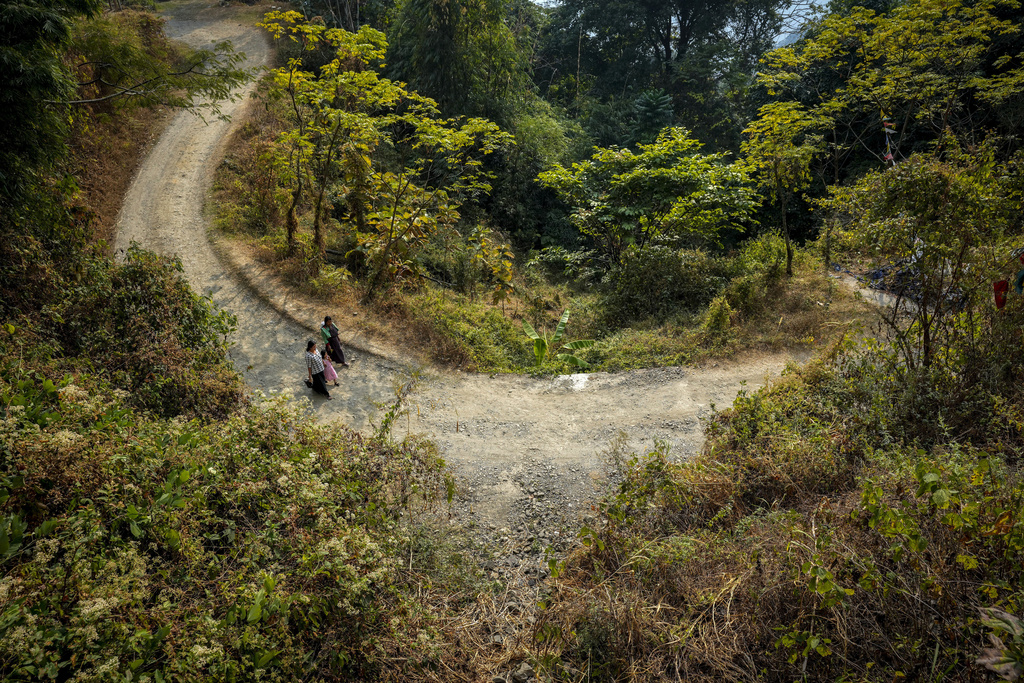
[286,189,300,255]
[313,189,325,254]
[782,191,793,276]
[920,290,932,368]
[825,129,839,273]
[824,215,832,273]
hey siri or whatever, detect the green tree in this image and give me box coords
[536,0,786,149]
[633,89,673,144]
[538,127,756,268]
[0,0,100,203]
[756,0,1024,176]
[386,0,533,125]
[67,11,247,115]
[0,1,247,205]
[741,101,821,276]
[818,140,1015,368]
[1,1,247,316]
[260,11,512,293]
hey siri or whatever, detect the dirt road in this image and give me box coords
[115,1,806,534]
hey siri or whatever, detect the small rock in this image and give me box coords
[513,662,535,683]
[492,677,507,683]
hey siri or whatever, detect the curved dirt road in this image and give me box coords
[116,1,805,532]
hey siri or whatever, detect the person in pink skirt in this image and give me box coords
[322,346,339,386]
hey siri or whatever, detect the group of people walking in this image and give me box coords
[305,316,349,400]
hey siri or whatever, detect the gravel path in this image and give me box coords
[115,1,807,540]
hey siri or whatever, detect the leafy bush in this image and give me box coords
[0,377,478,682]
[701,295,733,336]
[46,246,243,418]
[722,232,788,317]
[602,246,736,325]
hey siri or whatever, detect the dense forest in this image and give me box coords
[2,0,1024,680]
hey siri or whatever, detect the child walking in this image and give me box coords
[322,346,339,386]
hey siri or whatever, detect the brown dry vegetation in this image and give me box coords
[66,10,185,248]
[70,104,175,247]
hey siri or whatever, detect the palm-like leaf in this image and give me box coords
[552,309,570,345]
[522,319,540,340]
[557,353,590,368]
[533,338,548,367]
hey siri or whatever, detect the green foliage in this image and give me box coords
[398,289,533,371]
[522,309,594,368]
[0,0,100,203]
[632,89,673,144]
[68,10,248,115]
[0,1,247,206]
[527,196,1023,676]
[260,12,512,293]
[755,0,1024,177]
[386,0,533,125]
[819,140,1015,368]
[742,101,823,276]
[538,128,757,268]
[0,244,242,420]
[0,382,472,681]
[701,295,732,336]
[592,327,702,371]
[535,0,786,150]
[601,246,736,325]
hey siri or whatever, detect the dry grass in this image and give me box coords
[732,268,871,350]
[524,334,1024,681]
[70,104,175,249]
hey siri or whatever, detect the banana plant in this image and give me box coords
[522,309,595,368]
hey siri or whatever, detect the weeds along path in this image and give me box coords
[116,1,806,533]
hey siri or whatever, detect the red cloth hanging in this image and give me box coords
[994,280,1009,309]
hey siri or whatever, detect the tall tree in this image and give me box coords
[261,11,512,292]
[755,0,1024,179]
[386,0,534,125]
[536,0,786,150]
[742,101,821,276]
[0,0,99,203]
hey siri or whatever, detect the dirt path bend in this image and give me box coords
[116,1,807,534]
[115,2,414,431]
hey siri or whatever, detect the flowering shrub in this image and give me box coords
[0,381,467,681]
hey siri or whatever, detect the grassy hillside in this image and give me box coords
[530,306,1024,679]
